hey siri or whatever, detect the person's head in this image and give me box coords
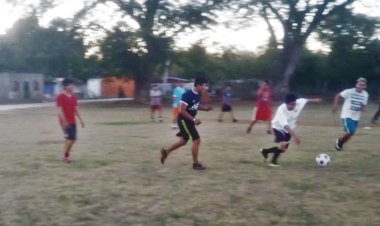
[261,80,270,87]
[285,94,298,110]
[62,78,74,93]
[355,77,367,93]
[177,80,184,87]
[225,84,231,90]
[194,77,208,93]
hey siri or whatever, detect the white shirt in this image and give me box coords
[150,89,162,105]
[340,88,368,121]
[271,98,308,133]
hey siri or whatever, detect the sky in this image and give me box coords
[0,0,379,54]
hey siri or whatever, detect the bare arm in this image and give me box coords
[307,98,322,103]
[57,106,67,128]
[284,125,300,144]
[75,107,85,128]
[332,94,341,113]
[179,102,201,126]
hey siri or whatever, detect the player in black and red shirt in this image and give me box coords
[160,77,212,170]
[56,78,85,163]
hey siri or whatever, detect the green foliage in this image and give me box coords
[0,15,87,79]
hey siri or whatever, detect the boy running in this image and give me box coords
[160,77,212,170]
[261,94,322,166]
[56,78,85,163]
[247,80,273,134]
[332,77,369,151]
[218,85,238,123]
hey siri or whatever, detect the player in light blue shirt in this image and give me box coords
[171,81,186,129]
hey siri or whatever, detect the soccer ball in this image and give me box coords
[315,153,331,166]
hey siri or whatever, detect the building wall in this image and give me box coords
[0,73,44,102]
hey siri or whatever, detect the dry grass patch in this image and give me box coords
[0,102,379,225]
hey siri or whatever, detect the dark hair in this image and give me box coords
[285,94,297,104]
[263,80,270,85]
[62,78,74,87]
[194,77,208,87]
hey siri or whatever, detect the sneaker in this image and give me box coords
[62,157,72,164]
[233,119,238,123]
[260,149,268,162]
[268,162,281,167]
[192,163,206,170]
[246,127,252,134]
[160,148,167,165]
[170,124,178,129]
[335,138,343,151]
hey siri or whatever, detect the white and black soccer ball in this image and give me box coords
[315,153,331,166]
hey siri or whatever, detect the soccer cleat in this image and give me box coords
[266,130,272,135]
[246,127,252,134]
[268,163,281,167]
[62,157,72,164]
[160,148,167,165]
[335,138,343,151]
[260,149,268,163]
[192,163,206,170]
[218,119,222,122]
[233,119,238,123]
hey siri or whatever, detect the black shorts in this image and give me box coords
[64,124,77,140]
[222,104,232,112]
[176,119,200,141]
[273,128,291,143]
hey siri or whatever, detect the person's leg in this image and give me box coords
[246,120,257,133]
[161,137,187,164]
[229,110,237,122]
[266,120,272,134]
[218,111,224,122]
[150,106,155,120]
[336,118,356,151]
[191,139,201,164]
[63,124,76,163]
[64,139,75,162]
[371,105,380,123]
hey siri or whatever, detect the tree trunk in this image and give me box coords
[274,42,304,97]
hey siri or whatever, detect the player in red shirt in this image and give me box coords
[56,78,85,163]
[246,80,273,134]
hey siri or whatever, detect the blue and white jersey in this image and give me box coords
[172,86,185,108]
[340,88,368,121]
[179,88,201,119]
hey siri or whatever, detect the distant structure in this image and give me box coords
[0,73,44,103]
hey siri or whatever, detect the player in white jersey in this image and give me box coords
[332,77,369,151]
[260,94,322,166]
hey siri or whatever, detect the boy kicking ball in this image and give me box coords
[260,94,322,167]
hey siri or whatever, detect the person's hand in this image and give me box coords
[194,118,201,126]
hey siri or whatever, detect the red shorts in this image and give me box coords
[253,107,272,121]
[151,105,161,111]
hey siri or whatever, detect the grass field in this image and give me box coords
[0,101,379,226]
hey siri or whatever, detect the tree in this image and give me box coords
[232,0,365,95]
[68,0,227,101]
[0,15,86,79]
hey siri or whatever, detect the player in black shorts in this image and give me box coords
[160,77,212,170]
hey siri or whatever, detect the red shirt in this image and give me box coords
[256,87,272,108]
[56,92,78,124]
